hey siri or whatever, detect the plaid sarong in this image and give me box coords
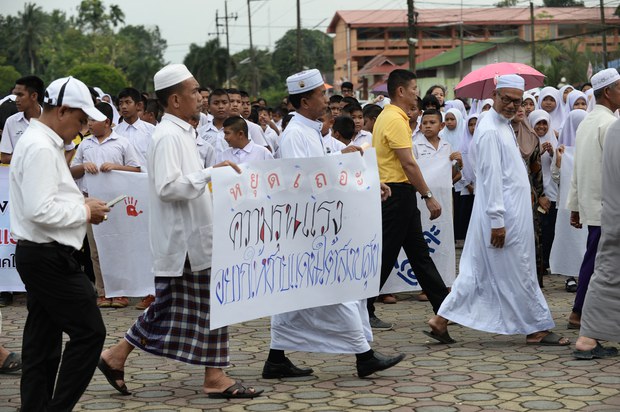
[125,267,229,367]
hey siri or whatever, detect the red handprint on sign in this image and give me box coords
[124,197,143,217]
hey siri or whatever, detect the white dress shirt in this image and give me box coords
[9,119,88,250]
[114,118,155,170]
[413,134,452,159]
[198,122,228,154]
[246,118,270,149]
[196,135,216,168]
[279,113,327,158]
[148,113,216,276]
[322,131,346,154]
[216,140,274,164]
[349,130,373,148]
[0,107,41,154]
[71,131,142,193]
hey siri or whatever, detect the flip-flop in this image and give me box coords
[97,357,131,395]
[207,381,264,399]
[423,330,456,344]
[573,342,619,360]
[526,331,570,346]
[0,352,21,373]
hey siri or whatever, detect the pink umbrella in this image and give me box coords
[455,62,545,100]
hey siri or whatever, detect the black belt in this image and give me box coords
[17,240,76,253]
[385,182,415,191]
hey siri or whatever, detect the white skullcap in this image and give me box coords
[286,69,324,95]
[44,76,106,121]
[496,74,525,91]
[591,68,620,91]
[154,64,193,91]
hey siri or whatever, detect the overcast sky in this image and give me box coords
[0,0,611,63]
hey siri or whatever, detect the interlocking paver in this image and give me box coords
[1,272,619,411]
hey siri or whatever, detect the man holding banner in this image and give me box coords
[263,68,405,379]
[10,76,110,412]
[371,69,453,343]
[98,64,262,399]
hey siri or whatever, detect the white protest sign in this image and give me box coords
[85,171,155,296]
[210,150,382,329]
[380,154,456,293]
[549,146,587,276]
[0,167,25,291]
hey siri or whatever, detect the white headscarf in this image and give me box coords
[458,113,479,193]
[558,110,587,147]
[529,109,559,201]
[439,108,465,150]
[537,87,565,133]
[444,99,467,120]
[558,84,574,111]
[480,98,494,113]
[585,88,595,112]
[529,109,556,142]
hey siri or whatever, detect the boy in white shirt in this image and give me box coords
[343,103,372,147]
[70,102,141,309]
[216,116,273,164]
[115,87,155,170]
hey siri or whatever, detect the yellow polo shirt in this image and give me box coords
[372,104,412,183]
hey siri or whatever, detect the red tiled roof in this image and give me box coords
[327,7,620,32]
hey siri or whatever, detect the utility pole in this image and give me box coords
[216,1,237,87]
[459,0,464,79]
[600,0,608,68]
[247,0,257,96]
[407,0,416,72]
[296,0,302,71]
[530,1,536,67]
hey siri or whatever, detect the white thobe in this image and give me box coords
[271,112,372,353]
[438,109,555,335]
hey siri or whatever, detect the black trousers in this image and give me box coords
[367,183,450,318]
[15,241,106,412]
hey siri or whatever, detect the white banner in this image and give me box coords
[210,150,382,329]
[380,154,456,293]
[0,167,25,291]
[549,146,587,276]
[85,172,155,297]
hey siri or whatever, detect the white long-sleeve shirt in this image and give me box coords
[566,104,617,226]
[147,113,216,276]
[115,118,155,170]
[9,119,89,250]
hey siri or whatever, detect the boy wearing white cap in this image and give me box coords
[10,76,110,411]
[98,64,262,399]
[264,68,405,380]
[438,74,569,346]
[566,68,620,336]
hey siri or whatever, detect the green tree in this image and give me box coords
[534,40,593,86]
[15,3,46,74]
[232,48,279,96]
[184,38,229,88]
[0,65,22,95]
[68,63,128,95]
[271,29,333,81]
[542,0,584,6]
[116,25,166,91]
[495,0,518,7]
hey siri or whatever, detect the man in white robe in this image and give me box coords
[438,75,569,345]
[262,69,405,379]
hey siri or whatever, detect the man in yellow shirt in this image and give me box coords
[370,69,453,343]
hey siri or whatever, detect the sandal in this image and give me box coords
[0,352,22,373]
[526,331,570,346]
[565,277,577,293]
[207,381,263,399]
[97,357,131,395]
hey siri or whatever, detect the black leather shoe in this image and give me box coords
[356,351,405,378]
[262,357,314,379]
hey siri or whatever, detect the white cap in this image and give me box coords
[496,74,525,91]
[286,69,324,95]
[154,64,193,91]
[591,68,620,91]
[43,77,106,121]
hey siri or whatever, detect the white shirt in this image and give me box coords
[71,131,142,193]
[198,112,212,129]
[261,124,280,154]
[1,107,41,154]
[246,118,270,149]
[198,122,228,154]
[114,118,155,170]
[413,134,452,160]
[279,113,327,158]
[538,133,559,202]
[9,119,89,250]
[196,135,216,168]
[216,140,274,164]
[322,131,346,154]
[566,104,617,226]
[148,113,216,276]
[350,130,372,147]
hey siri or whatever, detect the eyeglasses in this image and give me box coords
[498,93,523,107]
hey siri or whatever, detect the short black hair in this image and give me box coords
[15,75,45,104]
[257,106,269,114]
[155,83,183,108]
[421,94,440,110]
[288,90,315,110]
[341,96,358,106]
[0,99,18,130]
[387,69,416,99]
[425,84,446,97]
[329,95,343,104]
[421,109,442,122]
[363,104,382,119]
[95,102,114,122]
[274,107,288,117]
[580,82,592,91]
[227,88,240,96]
[223,116,248,136]
[332,116,355,141]
[342,103,363,115]
[199,87,211,93]
[257,97,267,104]
[144,98,161,117]
[282,113,295,130]
[209,88,229,104]
[118,87,142,103]
[341,81,353,90]
[239,90,250,99]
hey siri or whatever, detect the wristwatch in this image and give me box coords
[421,191,433,200]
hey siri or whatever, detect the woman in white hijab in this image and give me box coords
[444,99,467,120]
[537,87,565,135]
[439,107,465,150]
[522,92,537,117]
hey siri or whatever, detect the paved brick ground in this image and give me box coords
[1,273,618,411]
